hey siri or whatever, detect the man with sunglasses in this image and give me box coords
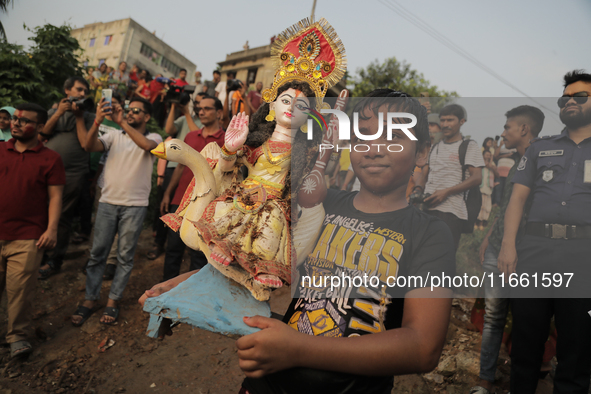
[0,103,65,358]
[39,77,95,279]
[498,70,591,393]
[71,97,162,326]
[160,96,225,281]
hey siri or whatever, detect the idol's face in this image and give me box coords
[272,88,310,130]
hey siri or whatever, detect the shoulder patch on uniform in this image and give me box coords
[517,156,527,171]
[530,135,554,144]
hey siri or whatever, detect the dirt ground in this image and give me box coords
[0,229,555,394]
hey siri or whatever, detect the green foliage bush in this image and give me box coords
[0,23,85,109]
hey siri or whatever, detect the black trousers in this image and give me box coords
[511,235,591,393]
[162,205,207,281]
[46,173,86,270]
[425,209,463,251]
[153,167,176,248]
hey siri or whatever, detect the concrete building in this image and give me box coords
[71,18,196,79]
[217,42,345,96]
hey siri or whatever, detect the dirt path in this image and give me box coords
[0,229,555,394]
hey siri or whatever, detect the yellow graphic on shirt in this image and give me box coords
[307,308,337,336]
[288,311,302,329]
[310,223,403,283]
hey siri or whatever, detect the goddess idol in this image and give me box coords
[145,18,346,310]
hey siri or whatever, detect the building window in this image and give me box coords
[98,59,106,66]
[89,38,95,47]
[104,35,113,45]
[83,61,89,67]
[140,42,181,76]
[247,68,258,85]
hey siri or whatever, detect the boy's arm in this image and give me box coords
[36,184,64,249]
[479,217,498,264]
[237,287,452,378]
[412,164,429,193]
[413,163,429,191]
[498,183,530,278]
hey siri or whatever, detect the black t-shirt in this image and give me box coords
[243,190,455,394]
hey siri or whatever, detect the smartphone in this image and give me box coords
[102,89,113,112]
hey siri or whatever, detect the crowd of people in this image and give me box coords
[1,65,591,394]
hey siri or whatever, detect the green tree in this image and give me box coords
[0,23,85,108]
[352,57,459,100]
[0,0,15,40]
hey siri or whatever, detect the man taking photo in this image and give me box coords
[39,77,95,279]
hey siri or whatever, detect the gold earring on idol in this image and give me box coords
[265,109,275,122]
[300,123,308,133]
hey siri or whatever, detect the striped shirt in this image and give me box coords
[425,139,484,220]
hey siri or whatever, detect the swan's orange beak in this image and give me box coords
[151,142,166,159]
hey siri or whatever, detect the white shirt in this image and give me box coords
[99,130,163,206]
[215,82,227,107]
[425,139,484,220]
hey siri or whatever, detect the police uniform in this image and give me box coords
[510,129,591,393]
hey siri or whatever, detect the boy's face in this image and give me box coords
[501,117,523,150]
[0,111,11,130]
[351,104,427,195]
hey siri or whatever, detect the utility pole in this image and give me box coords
[310,0,317,22]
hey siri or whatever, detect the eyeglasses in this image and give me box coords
[557,92,589,108]
[11,115,38,127]
[128,107,147,115]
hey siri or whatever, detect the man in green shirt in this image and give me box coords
[470,105,544,394]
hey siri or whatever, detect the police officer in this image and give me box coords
[499,70,591,393]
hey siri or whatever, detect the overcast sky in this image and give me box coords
[2,0,590,141]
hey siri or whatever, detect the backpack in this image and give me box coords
[459,139,482,233]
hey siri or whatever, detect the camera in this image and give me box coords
[157,77,196,105]
[68,96,94,112]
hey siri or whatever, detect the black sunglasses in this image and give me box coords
[557,92,589,108]
[12,115,38,126]
[128,107,147,115]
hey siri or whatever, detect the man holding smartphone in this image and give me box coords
[39,77,95,279]
[72,97,162,326]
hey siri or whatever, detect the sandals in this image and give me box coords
[10,340,33,359]
[146,245,164,260]
[71,305,95,327]
[71,233,90,245]
[469,386,491,394]
[101,306,119,325]
[38,264,59,280]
